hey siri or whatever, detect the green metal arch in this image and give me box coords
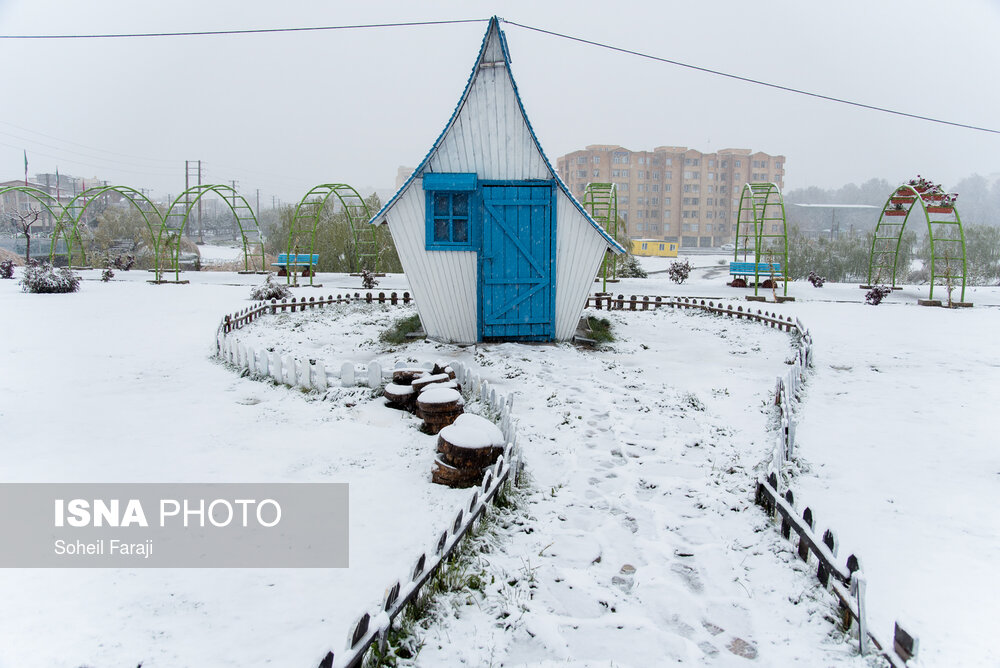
[0,185,68,262]
[734,182,788,296]
[582,183,619,292]
[867,184,967,302]
[51,186,163,268]
[160,184,265,280]
[287,184,377,284]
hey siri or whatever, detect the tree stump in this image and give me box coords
[412,372,451,393]
[432,414,505,488]
[420,379,459,395]
[392,368,428,385]
[436,414,505,470]
[431,362,457,380]
[383,383,416,411]
[431,457,484,488]
[416,387,464,434]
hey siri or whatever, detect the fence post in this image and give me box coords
[298,359,311,389]
[368,361,382,388]
[894,623,919,662]
[850,572,869,655]
[313,361,328,390]
[798,507,814,562]
[341,362,355,387]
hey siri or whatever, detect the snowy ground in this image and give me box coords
[0,271,467,667]
[1,263,997,666]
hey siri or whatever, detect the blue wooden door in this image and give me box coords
[480,182,555,341]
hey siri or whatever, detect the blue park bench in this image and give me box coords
[729,261,783,280]
[271,253,319,276]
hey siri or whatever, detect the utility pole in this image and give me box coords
[230,180,239,240]
[185,160,204,243]
[197,159,203,244]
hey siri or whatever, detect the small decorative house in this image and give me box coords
[370,17,624,343]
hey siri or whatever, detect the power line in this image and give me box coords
[0,18,487,40]
[0,120,179,165]
[1,15,993,138]
[499,19,1000,135]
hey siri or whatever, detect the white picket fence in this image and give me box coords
[586,295,917,666]
[212,305,522,668]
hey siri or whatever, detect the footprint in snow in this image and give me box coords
[671,561,704,593]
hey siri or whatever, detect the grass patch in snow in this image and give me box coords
[380,313,423,345]
[587,316,614,343]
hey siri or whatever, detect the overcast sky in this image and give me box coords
[1,0,998,207]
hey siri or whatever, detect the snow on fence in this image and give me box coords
[212,299,523,668]
[586,293,919,666]
[219,291,413,335]
[585,294,800,331]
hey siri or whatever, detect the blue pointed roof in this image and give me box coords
[369,16,625,254]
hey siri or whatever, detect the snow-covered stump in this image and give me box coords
[383,382,416,411]
[432,414,505,488]
[416,387,464,435]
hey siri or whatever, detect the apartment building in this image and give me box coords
[556,145,785,248]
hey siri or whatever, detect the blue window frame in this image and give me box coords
[424,173,478,250]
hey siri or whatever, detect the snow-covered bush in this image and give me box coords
[617,254,647,279]
[667,259,692,284]
[361,269,379,290]
[101,267,114,282]
[250,274,292,301]
[20,261,81,293]
[107,253,135,271]
[865,285,892,305]
[807,271,826,288]
[0,259,14,279]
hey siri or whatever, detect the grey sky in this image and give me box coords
[1,0,998,206]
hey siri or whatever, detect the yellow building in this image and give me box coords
[631,238,678,257]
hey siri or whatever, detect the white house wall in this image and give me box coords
[386,185,478,343]
[554,188,608,340]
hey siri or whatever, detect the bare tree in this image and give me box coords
[5,207,42,263]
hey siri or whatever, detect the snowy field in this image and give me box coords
[0,261,997,666]
[0,270,466,667]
